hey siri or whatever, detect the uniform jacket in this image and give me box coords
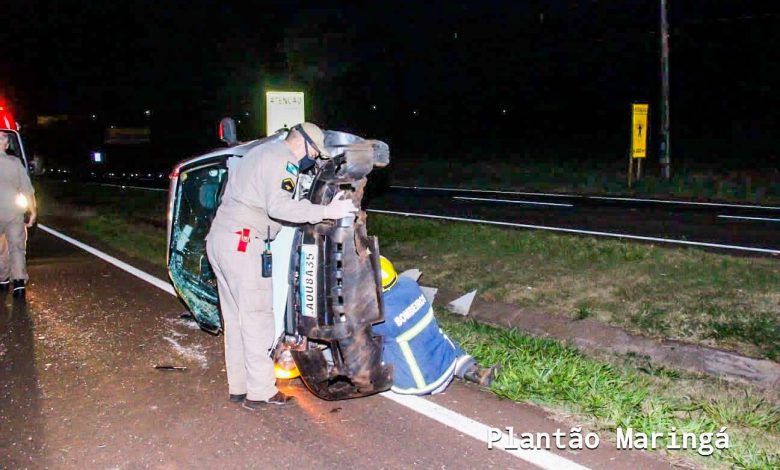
[207,141,325,244]
[374,277,464,395]
[0,152,34,222]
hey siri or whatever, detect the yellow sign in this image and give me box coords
[631,104,649,158]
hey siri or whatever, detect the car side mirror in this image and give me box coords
[218,118,237,146]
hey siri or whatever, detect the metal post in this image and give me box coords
[659,0,671,179]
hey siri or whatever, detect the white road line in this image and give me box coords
[590,195,780,210]
[38,225,176,295]
[36,224,590,470]
[391,185,582,198]
[381,392,589,470]
[391,185,780,210]
[89,182,168,192]
[718,214,780,223]
[454,196,573,208]
[367,209,780,255]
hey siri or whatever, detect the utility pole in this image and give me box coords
[659,0,671,179]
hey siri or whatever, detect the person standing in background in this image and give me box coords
[0,131,37,299]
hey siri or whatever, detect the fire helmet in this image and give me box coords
[380,256,398,292]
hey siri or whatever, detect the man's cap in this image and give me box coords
[296,122,331,158]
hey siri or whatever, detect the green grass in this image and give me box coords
[37,179,167,223]
[370,215,780,360]
[81,215,166,266]
[441,316,779,469]
[36,180,167,266]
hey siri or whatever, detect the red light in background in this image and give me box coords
[0,112,16,130]
[0,99,17,130]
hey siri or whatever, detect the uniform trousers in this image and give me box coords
[206,228,277,401]
[0,215,27,281]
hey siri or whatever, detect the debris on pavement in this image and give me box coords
[162,336,208,369]
[154,365,187,371]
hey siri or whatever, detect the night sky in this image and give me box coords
[3,1,779,170]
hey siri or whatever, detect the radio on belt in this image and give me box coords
[262,226,272,278]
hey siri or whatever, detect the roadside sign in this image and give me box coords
[105,127,150,144]
[631,103,649,159]
[266,91,305,136]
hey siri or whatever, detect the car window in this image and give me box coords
[169,161,229,331]
[1,131,22,160]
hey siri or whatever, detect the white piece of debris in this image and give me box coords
[399,268,422,282]
[163,336,208,369]
[165,317,201,330]
[420,286,438,304]
[447,290,477,316]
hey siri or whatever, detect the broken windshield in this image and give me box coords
[169,160,229,332]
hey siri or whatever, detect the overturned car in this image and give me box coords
[166,127,393,400]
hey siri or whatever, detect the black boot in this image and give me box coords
[12,280,25,299]
[462,363,501,387]
[0,279,8,293]
[229,393,246,403]
[242,391,295,410]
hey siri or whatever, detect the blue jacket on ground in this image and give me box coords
[373,276,472,395]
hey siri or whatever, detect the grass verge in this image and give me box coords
[36,180,166,266]
[442,317,779,469]
[368,215,780,360]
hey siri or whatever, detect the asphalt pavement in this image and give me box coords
[0,226,675,469]
[366,185,780,256]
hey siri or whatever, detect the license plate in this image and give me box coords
[300,244,318,318]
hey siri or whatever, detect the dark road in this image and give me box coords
[367,186,780,256]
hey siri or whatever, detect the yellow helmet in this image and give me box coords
[380,255,398,292]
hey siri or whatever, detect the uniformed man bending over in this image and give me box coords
[373,256,500,395]
[0,131,36,299]
[206,123,358,410]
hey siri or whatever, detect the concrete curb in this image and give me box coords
[450,292,780,388]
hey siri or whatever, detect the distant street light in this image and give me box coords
[144,109,152,117]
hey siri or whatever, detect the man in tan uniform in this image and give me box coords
[206,123,357,409]
[0,131,37,299]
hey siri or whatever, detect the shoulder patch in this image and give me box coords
[281,177,295,193]
[286,162,299,176]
